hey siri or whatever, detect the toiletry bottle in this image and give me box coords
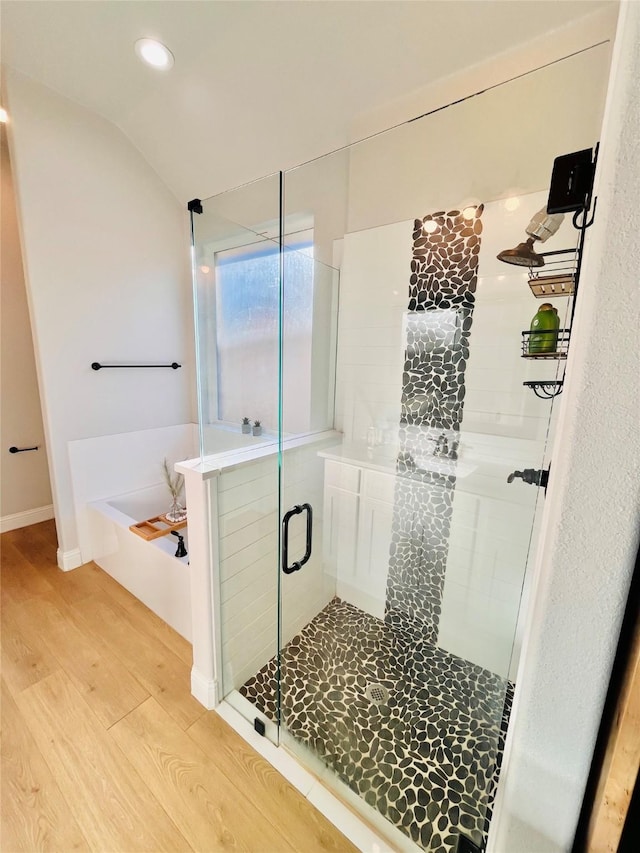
[529,303,559,354]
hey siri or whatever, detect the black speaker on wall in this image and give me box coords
[547,148,595,214]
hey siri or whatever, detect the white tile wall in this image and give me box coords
[217,442,336,693]
[334,193,571,677]
[335,222,411,446]
[437,192,571,675]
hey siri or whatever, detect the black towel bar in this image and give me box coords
[91,362,181,370]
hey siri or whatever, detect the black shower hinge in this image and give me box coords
[254,717,266,737]
[187,198,203,214]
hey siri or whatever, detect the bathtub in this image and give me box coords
[88,483,192,640]
[76,422,279,643]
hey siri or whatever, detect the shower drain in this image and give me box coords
[365,683,390,705]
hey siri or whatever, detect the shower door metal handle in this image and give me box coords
[282,503,313,575]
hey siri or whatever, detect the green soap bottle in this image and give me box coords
[529,303,559,354]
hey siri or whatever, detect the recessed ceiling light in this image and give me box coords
[0,107,8,123]
[134,38,174,70]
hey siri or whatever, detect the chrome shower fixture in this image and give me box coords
[497,206,565,267]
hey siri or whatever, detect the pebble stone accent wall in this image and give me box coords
[386,206,483,643]
[241,598,512,853]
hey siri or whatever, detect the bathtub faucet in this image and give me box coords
[171,531,188,558]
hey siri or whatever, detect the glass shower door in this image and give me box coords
[276,240,342,758]
[188,38,607,852]
[273,45,594,847]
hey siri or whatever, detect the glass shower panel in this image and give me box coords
[280,249,340,437]
[273,44,607,852]
[191,173,281,460]
[190,174,282,741]
[238,249,341,741]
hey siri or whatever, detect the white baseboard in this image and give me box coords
[56,547,83,572]
[191,667,217,709]
[0,504,54,533]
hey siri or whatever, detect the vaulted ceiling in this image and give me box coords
[1,0,615,201]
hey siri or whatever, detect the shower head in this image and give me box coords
[497,236,545,267]
[497,206,565,268]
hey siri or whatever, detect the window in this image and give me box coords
[214,239,314,430]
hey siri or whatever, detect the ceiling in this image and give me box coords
[1,0,615,202]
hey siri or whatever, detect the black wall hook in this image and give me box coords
[572,197,598,231]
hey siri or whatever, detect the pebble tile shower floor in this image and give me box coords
[240,598,513,853]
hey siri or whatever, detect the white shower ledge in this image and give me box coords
[319,441,477,479]
[176,429,342,480]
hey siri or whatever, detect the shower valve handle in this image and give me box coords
[507,468,549,489]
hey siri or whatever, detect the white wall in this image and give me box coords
[350,4,618,143]
[217,441,334,693]
[0,125,53,530]
[4,71,195,567]
[347,42,611,234]
[490,3,640,849]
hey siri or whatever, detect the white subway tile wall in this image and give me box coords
[218,443,335,693]
[332,192,571,676]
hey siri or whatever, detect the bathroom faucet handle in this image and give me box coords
[433,433,449,457]
[171,530,188,558]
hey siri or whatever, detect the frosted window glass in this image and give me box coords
[215,242,313,430]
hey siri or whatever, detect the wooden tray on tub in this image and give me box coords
[129,515,187,541]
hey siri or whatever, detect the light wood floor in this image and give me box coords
[0,520,358,853]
